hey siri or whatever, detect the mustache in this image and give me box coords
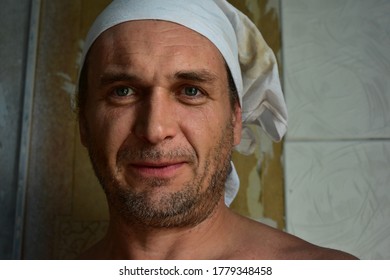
[117,145,197,163]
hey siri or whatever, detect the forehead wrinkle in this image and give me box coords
[90,21,227,88]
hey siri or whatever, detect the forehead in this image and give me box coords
[87,20,226,76]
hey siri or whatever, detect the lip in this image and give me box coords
[128,161,186,178]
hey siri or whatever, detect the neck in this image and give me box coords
[99,200,235,259]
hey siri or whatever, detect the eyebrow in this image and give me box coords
[174,70,218,83]
[99,72,140,87]
[98,69,219,88]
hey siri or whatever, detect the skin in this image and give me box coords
[79,20,357,260]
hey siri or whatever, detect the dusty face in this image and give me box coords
[80,20,242,228]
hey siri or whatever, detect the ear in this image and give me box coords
[78,114,88,147]
[232,102,242,146]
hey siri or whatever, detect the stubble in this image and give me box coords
[86,117,235,229]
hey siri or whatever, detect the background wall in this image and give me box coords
[0,0,31,260]
[229,0,285,230]
[0,0,283,259]
[282,0,390,259]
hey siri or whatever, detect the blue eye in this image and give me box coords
[114,87,134,97]
[183,87,200,97]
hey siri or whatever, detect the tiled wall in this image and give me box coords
[282,0,390,259]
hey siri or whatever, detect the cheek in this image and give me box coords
[85,106,133,158]
[178,104,230,154]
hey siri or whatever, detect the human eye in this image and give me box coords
[180,86,208,99]
[177,86,208,105]
[182,86,201,97]
[113,86,135,97]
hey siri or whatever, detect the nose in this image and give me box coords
[134,89,178,144]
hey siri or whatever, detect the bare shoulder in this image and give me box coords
[278,237,358,260]
[228,213,358,260]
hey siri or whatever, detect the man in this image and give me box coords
[77,0,356,259]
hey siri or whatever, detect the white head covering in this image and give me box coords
[79,0,288,206]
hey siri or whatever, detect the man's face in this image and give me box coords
[80,20,242,228]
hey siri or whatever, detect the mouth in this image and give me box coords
[128,161,186,178]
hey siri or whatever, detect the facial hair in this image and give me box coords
[86,118,235,229]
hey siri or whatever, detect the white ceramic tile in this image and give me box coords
[282,0,390,140]
[285,141,390,259]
